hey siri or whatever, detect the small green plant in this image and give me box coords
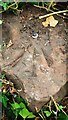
[37,96,68,120]
[1,73,35,120]
[2,93,35,120]
[0,1,10,11]
[0,1,55,14]
[0,1,19,14]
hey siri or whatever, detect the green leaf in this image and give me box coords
[11,102,20,109]
[12,10,17,15]
[19,102,26,108]
[15,96,23,102]
[2,3,7,10]
[58,105,65,110]
[2,94,8,108]
[15,96,28,105]
[0,1,3,6]
[19,108,30,118]
[12,109,20,117]
[0,82,2,87]
[58,113,68,120]
[27,112,36,118]
[44,110,51,117]
[0,94,2,102]
[1,73,5,79]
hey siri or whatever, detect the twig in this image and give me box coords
[50,96,67,116]
[48,0,54,10]
[0,2,19,13]
[34,4,48,11]
[39,9,68,19]
[49,100,52,112]
[61,108,67,116]
[50,96,60,111]
[34,5,68,19]
[9,6,21,12]
[38,113,45,120]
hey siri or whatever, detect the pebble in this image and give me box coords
[32,31,38,39]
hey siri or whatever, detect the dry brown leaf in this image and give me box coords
[42,15,58,27]
[3,89,6,93]
[10,87,17,94]
[7,40,13,48]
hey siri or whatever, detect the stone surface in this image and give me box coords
[0,7,68,111]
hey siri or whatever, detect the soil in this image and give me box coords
[1,4,67,68]
[0,3,68,112]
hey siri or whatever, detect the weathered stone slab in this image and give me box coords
[0,11,68,112]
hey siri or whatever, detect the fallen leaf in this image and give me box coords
[42,15,58,27]
[7,40,13,48]
[10,87,17,94]
[42,20,49,27]
[3,88,6,93]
